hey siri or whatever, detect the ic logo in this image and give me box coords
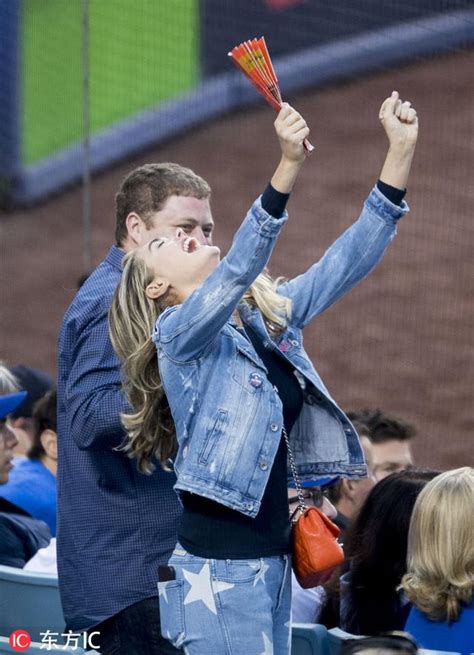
[9,630,32,651]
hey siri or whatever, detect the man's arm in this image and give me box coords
[62,296,130,451]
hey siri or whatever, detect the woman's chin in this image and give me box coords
[204,246,220,264]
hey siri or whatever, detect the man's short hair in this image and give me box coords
[347,408,416,444]
[27,389,57,461]
[115,163,211,246]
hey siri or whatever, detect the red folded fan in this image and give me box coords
[228,37,314,153]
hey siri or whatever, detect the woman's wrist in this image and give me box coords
[379,146,415,191]
[271,156,304,194]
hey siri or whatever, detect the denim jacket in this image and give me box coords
[153,186,409,518]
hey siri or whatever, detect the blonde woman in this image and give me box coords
[109,94,418,654]
[401,467,474,653]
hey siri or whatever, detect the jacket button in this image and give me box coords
[270,422,279,432]
[290,339,299,347]
[246,502,254,511]
[260,462,268,471]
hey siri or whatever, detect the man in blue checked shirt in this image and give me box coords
[57,163,215,655]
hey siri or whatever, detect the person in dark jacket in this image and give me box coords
[0,387,52,567]
[7,365,54,456]
[0,390,57,535]
[319,470,440,633]
[57,161,213,653]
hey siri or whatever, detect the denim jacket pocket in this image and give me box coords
[158,577,185,648]
[198,409,228,464]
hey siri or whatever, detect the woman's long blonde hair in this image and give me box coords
[400,467,474,623]
[109,250,291,473]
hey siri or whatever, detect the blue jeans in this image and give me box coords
[158,544,292,654]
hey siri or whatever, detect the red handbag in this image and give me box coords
[291,504,344,588]
[283,427,344,589]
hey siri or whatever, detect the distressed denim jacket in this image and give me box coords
[153,186,409,518]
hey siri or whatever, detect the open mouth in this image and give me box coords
[182,236,200,253]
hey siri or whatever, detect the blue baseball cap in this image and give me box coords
[9,366,54,418]
[288,475,339,489]
[0,391,28,420]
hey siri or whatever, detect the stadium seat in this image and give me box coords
[327,628,463,655]
[292,623,330,654]
[327,627,363,654]
[0,565,65,641]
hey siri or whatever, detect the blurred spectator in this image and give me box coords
[0,390,57,535]
[7,365,54,456]
[341,632,419,655]
[401,467,474,654]
[347,409,415,481]
[326,419,376,538]
[290,477,339,623]
[0,361,24,485]
[1,392,25,485]
[0,375,51,567]
[318,470,440,633]
[291,428,376,624]
[288,476,338,520]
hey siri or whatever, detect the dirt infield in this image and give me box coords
[1,50,473,470]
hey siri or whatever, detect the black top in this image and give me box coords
[178,324,304,558]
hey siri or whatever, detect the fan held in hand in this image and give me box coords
[228,37,314,153]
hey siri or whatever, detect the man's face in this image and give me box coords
[288,486,337,520]
[371,439,413,482]
[137,195,214,248]
[348,435,376,512]
[0,420,19,484]
[6,416,34,457]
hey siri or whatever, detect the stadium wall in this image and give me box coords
[1,1,473,207]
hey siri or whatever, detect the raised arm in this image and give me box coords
[379,90,418,190]
[278,91,418,328]
[156,105,309,361]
